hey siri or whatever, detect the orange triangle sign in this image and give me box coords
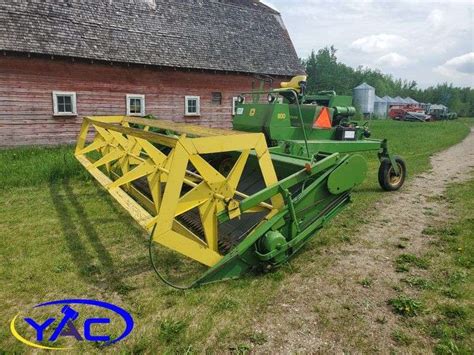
[313,107,332,129]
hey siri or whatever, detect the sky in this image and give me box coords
[261,0,474,88]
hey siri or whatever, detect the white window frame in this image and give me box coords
[185,96,200,116]
[52,91,77,116]
[126,94,146,116]
[232,96,246,115]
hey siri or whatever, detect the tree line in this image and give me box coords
[302,46,473,117]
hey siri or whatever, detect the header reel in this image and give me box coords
[75,115,369,287]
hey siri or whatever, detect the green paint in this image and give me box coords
[182,86,406,286]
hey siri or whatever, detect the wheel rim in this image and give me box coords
[388,163,403,185]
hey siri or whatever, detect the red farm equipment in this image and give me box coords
[389,105,431,122]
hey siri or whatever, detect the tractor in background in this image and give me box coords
[429,104,458,120]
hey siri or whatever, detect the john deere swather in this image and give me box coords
[75,75,406,288]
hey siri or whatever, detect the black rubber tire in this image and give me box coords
[378,156,406,191]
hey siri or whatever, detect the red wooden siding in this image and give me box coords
[0,55,281,147]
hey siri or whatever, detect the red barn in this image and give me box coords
[0,0,302,146]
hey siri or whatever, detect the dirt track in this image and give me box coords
[254,129,474,352]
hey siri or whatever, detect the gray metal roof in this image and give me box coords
[0,0,304,76]
[405,97,418,104]
[354,82,375,90]
[383,95,396,103]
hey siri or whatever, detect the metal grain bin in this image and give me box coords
[353,82,375,115]
[394,96,406,105]
[374,95,388,118]
[405,97,419,106]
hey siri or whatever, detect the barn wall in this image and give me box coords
[0,55,281,147]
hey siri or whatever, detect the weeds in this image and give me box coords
[401,276,432,290]
[213,298,239,312]
[446,270,467,286]
[158,319,188,344]
[440,304,467,321]
[434,339,460,355]
[388,295,423,317]
[358,277,373,288]
[396,242,407,249]
[395,253,429,272]
[229,344,251,354]
[391,329,413,346]
[249,331,267,345]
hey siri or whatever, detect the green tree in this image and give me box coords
[301,46,474,116]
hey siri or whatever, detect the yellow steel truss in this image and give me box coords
[75,116,283,267]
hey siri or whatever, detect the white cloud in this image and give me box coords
[350,34,408,54]
[427,9,444,29]
[376,53,411,68]
[260,0,279,11]
[270,0,473,87]
[434,53,474,81]
[444,52,474,74]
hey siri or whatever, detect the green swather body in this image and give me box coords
[186,77,407,287]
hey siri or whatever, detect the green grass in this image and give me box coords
[422,178,473,353]
[0,145,91,189]
[391,329,414,346]
[0,118,472,352]
[401,276,433,290]
[158,318,189,345]
[391,176,474,353]
[366,118,472,177]
[395,253,430,272]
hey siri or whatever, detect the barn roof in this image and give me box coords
[0,0,303,76]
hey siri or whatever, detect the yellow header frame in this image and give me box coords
[75,116,283,267]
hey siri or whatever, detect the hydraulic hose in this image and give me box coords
[148,224,194,290]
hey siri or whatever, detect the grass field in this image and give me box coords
[395,176,474,353]
[0,118,472,352]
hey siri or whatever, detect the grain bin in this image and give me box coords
[374,95,388,118]
[405,97,419,106]
[353,83,375,116]
[394,96,406,105]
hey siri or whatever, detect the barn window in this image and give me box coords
[211,92,222,105]
[185,96,200,116]
[126,94,145,116]
[52,91,77,116]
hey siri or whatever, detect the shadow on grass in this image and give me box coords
[48,180,149,294]
[354,186,386,193]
